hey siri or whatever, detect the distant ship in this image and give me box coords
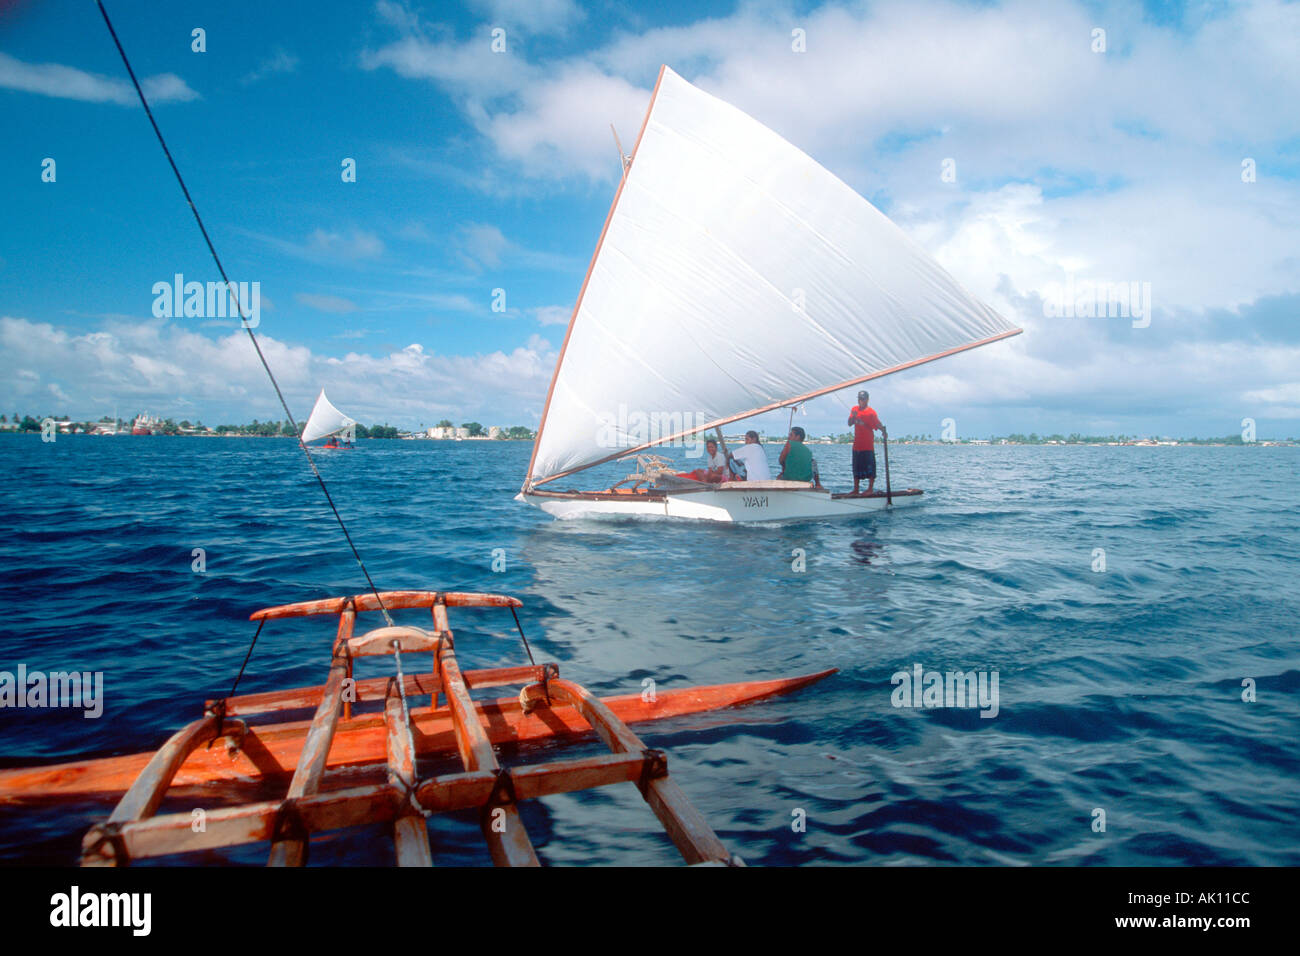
[131,413,161,435]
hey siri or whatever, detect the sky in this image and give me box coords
[1,0,1298,440]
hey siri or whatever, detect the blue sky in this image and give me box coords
[2,0,1298,439]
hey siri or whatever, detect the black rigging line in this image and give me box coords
[96,0,392,626]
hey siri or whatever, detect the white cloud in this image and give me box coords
[0,316,556,427]
[307,229,384,260]
[466,0,585,36]
[456,222,583,272]
[479,65,648,180]
[532,305,571,326]
[1243,383,1300,406]
[359,0,1300,318]
[241,48,299,85]
[295,293,359,313]
[246,228,386,264]
[459,223,510,269]
[0,52,198,104]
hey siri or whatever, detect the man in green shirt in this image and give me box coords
[777,426,814,482]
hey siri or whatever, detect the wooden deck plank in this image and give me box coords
[435,613,539,867]
[385,695,432,867]
[267,606,354,866]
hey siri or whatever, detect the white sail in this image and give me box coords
[526,66,1020,487]
[301,389,355,443]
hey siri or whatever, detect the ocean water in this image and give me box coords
[0,435,1297,866]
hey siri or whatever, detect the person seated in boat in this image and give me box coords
[677,438,730,483]
[777,426,814,482]
[728,430,772,481]
[847,390,886,495]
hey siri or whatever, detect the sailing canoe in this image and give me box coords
[519,65,1021,520]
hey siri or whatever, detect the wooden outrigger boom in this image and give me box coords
[0,590,833,866]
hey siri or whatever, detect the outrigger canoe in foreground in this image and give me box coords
[0,590,833,866]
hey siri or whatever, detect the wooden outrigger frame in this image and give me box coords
[56,590,833,867]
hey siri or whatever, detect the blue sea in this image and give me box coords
[1,436,1297,866]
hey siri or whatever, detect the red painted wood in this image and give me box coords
[0,670,835,804]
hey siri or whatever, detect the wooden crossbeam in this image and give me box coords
[251,591,521,621]
[96,752,651,861]
[205,663,548,717]
[348,625,440,658]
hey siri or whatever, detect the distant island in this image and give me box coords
[0,413,535,441]
[3,414,1292,446]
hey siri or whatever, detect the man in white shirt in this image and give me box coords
[728,430,772,481]
[678,438,730,482]
[704,438,729,480]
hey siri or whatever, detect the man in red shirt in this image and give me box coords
[847,390,886,495]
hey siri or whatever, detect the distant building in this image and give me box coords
[488,426,501,439]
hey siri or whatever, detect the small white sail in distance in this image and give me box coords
[301,389,356,443]
[525,66,1021,489]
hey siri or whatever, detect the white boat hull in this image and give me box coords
[518,482,922,523]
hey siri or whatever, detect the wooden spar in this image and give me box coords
[251,590,520,621]
[267,604,354,866]
[545,679,730,864]
[435,602,539,866]
[106,716,224,823]
[384,694,432,867]
[524,65,668,489]
[529,326,1024,488]
[81,714,229,866]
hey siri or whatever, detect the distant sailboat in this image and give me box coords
[518,66,1021,522]
[302,390,356,449]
